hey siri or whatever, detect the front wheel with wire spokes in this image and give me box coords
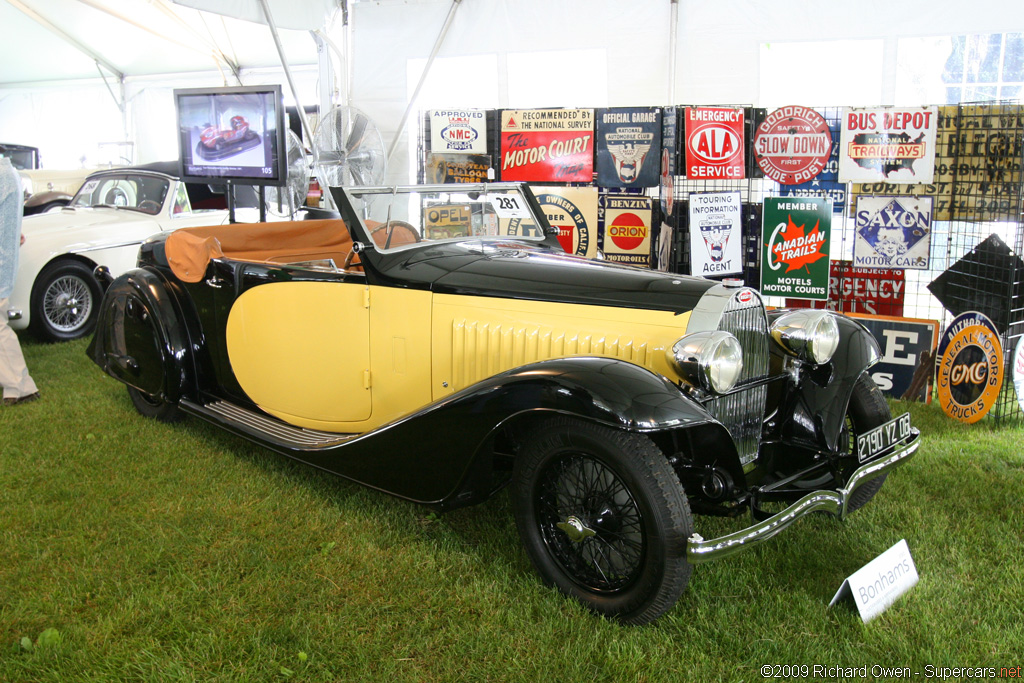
[512,417,693,625]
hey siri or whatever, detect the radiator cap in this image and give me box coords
[723,278,744,288]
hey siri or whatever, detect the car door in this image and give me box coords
[209,261,373,431]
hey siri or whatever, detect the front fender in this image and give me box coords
[86,267,192,402]
[270,357,724,510]
[767,310,881,451]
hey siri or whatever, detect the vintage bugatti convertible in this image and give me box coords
[87,183,919,624]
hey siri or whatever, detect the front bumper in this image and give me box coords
[7,309,21,321]
[686,428,920,564]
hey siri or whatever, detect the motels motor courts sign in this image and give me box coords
[689,191,743,277]
[936,311,1004,424]
[500,109,594,183]
[786,261,906,317]
[754,105,832,185]
[839,106,938,183]
[602,195,653,267]
[429,109,487,154]
[760,197,832,301]
[684,107,745,180]
[853,196,932,270]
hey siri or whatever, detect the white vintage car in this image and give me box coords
[10,163,258,341]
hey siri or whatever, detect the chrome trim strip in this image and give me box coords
[7,309,22,321]
[686,429,920,564]
[182,399,355,448]
[72,239,146,254]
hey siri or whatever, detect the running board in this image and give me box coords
[180,399,355,450]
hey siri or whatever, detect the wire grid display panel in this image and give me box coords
[664,103,1024,423]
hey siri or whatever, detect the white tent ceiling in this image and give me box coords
[0,0,328,86]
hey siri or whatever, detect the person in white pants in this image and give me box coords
[0,156,39,406]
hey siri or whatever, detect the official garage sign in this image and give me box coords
[754,106,832,185]
[684,107,744,179]
[936,311,1004,424]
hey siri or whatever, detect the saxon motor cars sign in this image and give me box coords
[760,197,832,300]
[688,191,743,277]
[595,107,661,188]
[935,311,1004,424]
[500,109,594,182]
[684,107,744,180]
[602,195,653,267]
[754,105,832,185]
[429,109,487,154]
[853,196,932,270]
[839,106,938,183]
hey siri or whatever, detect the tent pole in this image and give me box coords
[7,0,124,80]
[257,0,317,157]
[386,0,462,164]
[668,0,679,103]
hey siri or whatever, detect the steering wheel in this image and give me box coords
[342,220,421,270]
[138,200,161,214]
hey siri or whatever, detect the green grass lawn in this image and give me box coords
[1,337,1022,682]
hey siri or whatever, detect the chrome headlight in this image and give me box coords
[667,331,743,394]
[770,310,840,364]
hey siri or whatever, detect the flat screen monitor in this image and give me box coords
[174,85,286,186]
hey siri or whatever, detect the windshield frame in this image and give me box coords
[333,183,560,260]
[70,171,173,215]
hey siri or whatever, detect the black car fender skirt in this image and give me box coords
[86,268,192,403]
[292,357,725,509]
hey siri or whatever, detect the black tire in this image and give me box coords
[842,371,891,513]
[30,260,102,342]
[512,417,693,625]
[127,386,183,423]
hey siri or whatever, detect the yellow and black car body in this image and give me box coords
[87,183,919,625]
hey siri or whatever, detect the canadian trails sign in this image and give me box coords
[786,261,906,317]
[754,105,832,185]
[847,313,939,403]
[853,195,932,270]
[935,311,1005,424]
[688,191,743,277]
[595,107,661,188]
[684,107,745,180]
[839,106,938,183]
[429,109,487,154]
[760,197,831,300]
[425,153,491,184]
[602,195,653,267]
[500,109,594,182]
[526,186,599,259]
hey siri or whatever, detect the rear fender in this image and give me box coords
[86,268,192,402]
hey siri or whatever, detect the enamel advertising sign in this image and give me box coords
[1013,335,1024,413]
[935,311,1004,423]
[689,191,743,277]
[425,153,491,184]
[529,186,599,259]
[602,195,653,267]
[839,106,938,183]
[595,107,661,188]
[684,107,745,180]
[754,105,832,185]
[500,109,594,182]
[786,261,905,317]
[660,107,680,217]
[761,197,832,300]
[429,109,487,154]
[847,313,939,403]
[853,196,932,270]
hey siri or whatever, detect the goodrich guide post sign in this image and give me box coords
[761,197,832,300]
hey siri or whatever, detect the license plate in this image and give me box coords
[856,412,912,463]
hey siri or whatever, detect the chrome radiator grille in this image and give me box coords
[703,291,770,466]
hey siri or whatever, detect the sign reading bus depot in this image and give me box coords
[602,195,652,267]
[839,106,938,184]
[760,197,832,300]
[936,311,1004,423]
[500,109,594,182]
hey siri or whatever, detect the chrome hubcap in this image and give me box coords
[43,275,92,332]
[556,516,596,543]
